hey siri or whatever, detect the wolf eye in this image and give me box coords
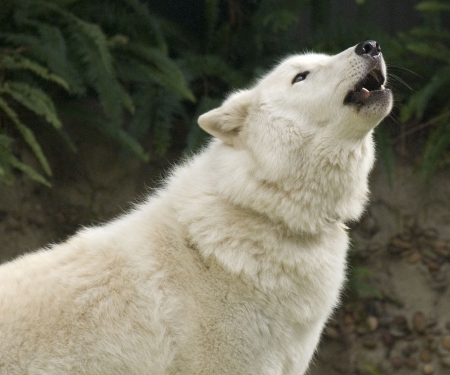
[292,71,309,84]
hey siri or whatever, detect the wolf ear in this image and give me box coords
[198,90,253,145]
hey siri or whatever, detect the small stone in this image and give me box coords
[408,252,421,264]
[446,321,450,330]
[324,326,340,340]
[413,312,427,334]
[395,315,408,327]
[428,262,441,272]
[379,315,393,327]
[423,363,434,374]
[433,242,450,257]
[420,349,432,363]
[382,331,394,347]
[402,343,418,358]
[442,335,450,350]
[344,314,355,325]
[362,339,377,350]
[405,358,418,370]
[442,356,450,367]
[391,237,412,250]
[423,249,439,261]
[390,327,406,338]
[356,325,368,335]
[367,316,378,332]
[423,228,438,239]
[391,357,404,369]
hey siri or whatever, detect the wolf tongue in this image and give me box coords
[361,87,371,99]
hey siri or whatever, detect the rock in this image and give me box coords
[379,315,393,327]
[408,252,421,264]
[423,363,434,374]
[423,228,438,239]
[405,358,418,370]
[428,262,440,272]
[344,314,355,325]
[446,321,450,331]
[390,237,412,251]
[402,343,418,357]
[420,349,432,363]
[358,213,379,238]
[442,356,450,367]
[324,326,340,340]
[413,312,427,334]
[432,242,450,257]
[382,331,393,347]
[423,249,439,261]
[390,327,407,338]
[367,316,378,332]
[395,315,408,327]
[362,339,377,350]
[442,335,450,350]
[391,357,404,369]
[356,325,368,335]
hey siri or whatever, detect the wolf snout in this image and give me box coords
[355,40,381,58]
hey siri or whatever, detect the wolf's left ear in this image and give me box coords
[198,90,253,146]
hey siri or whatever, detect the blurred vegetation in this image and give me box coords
[0,0,449,185]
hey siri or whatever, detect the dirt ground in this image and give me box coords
[1,134,450,375]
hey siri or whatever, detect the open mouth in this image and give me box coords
[344,67,387,106]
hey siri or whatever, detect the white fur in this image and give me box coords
[0,44,392,375]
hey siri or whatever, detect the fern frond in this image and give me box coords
[0,54,70,90]
[181,54,247,88]
[121,0,167,53]
[406,42,450,62]
[421,119,450,181]
[401,65,450,122]
[416,1,450,12]
[8,153,52,186]
[1,81,62,129]
[2,16,85,94]
[116,43,195,101]
[64,19,123,125]
[0,96,52,176]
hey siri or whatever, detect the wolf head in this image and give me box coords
[197,41,393,232]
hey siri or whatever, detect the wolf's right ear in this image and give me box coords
[198,90,253,146]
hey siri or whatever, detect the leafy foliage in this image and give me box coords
[0,0,193,184]
[2,0,450,186]
[399,0,450,180]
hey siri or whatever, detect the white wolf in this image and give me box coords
[0,41,392,375]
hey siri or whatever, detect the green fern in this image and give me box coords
[0,54,70,90]
[0,97,52,177]
[0,134,51,186]
[1,81,63,129]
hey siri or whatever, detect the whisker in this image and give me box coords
[386,64,421,78]
[388,73,414,92]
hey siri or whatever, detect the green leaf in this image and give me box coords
[401,65,450,121]
[406,42,450,62]
[8,154,51,187]
[0,97,52,176]
[421,120,450,181]
[116,43,195,101]
[0,54,70,90]
[1,81,62,129]
[416,1,450,12]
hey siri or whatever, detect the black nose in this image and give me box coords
[355,40,381,57]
